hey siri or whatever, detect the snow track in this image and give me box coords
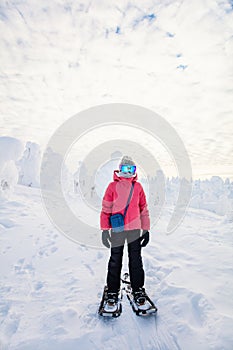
[93,299,180,350]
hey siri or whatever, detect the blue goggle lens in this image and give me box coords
[120,164,136,174]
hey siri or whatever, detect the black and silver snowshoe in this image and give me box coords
[98,286,122,317]
[121,273,158,316]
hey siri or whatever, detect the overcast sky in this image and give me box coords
[0,0,233,179]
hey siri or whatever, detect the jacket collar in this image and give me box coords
[113,170,138,182]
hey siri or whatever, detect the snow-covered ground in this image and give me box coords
[0,184,232,350]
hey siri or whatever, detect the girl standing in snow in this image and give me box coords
[100,155,150,304]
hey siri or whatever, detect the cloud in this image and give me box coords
[0,0,232,179]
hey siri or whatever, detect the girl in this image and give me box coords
[100,155,150,305]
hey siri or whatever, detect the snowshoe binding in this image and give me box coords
[133,287,147,305]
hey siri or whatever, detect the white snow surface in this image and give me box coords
[0,185,233,350]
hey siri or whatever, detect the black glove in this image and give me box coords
[102,230,111,248]
[140,230,149,247]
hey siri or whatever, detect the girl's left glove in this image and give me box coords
[140,230,149,247]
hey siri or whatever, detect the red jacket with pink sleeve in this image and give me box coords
[100,170,150,231]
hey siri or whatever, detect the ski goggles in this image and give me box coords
[119,164,136,174]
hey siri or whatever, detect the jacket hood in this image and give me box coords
[113,170,138,182]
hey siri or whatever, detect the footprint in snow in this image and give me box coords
[0,219,15,228]
[38,242,58,257]
[1,312,20,339]
[0,301,10,317]
[14,259,34,275]
[190,293,214,327]
[34,281,44,291]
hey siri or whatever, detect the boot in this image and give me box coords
[133,287,147,305]
[106,291,118,305]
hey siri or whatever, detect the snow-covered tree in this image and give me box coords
[17,142,41,187]
[0,136,24,197]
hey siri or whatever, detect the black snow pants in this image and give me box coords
[106,229,145,293]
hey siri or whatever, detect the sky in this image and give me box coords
[0,0,233,180]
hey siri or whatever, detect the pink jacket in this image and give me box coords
[100,170,150,231]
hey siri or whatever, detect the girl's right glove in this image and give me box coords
[102,230,111,248]
[140,230,149,247]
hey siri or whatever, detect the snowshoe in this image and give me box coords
[98,286,122,317]
[121,273,157,316]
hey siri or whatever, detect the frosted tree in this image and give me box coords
[17,142,41,187]
[0,136,24,197]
